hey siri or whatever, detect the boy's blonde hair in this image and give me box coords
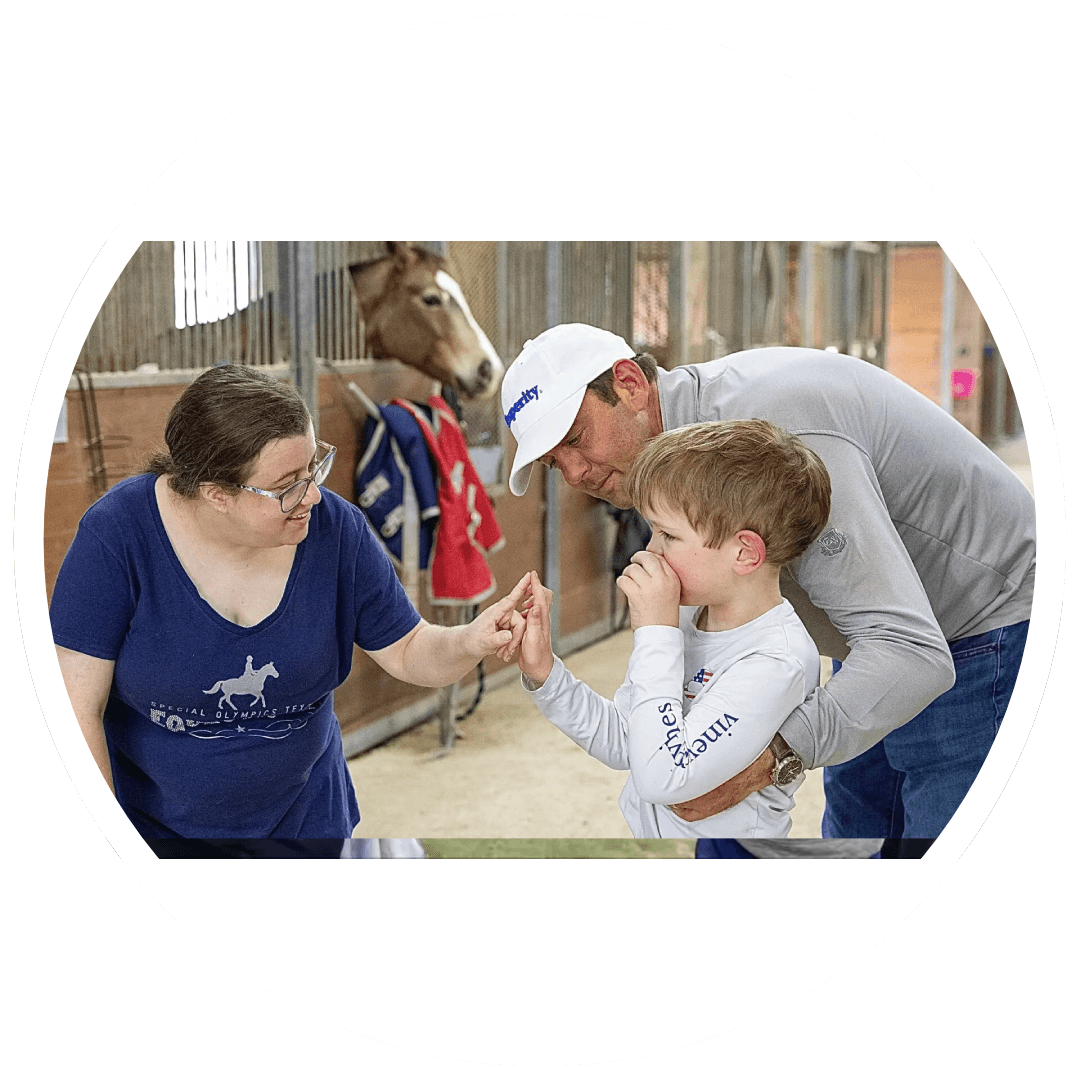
[625,419,831,565]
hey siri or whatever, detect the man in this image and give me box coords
[501,323,1035,839]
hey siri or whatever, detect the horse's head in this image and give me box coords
[262,663,279,679]
[349,243,504,399]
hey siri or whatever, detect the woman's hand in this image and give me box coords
[461,573,532,659]
[368,574,530,687]
[615,550,681,630]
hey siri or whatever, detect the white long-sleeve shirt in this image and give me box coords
[526,600,821,838]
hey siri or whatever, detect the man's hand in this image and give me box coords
[668,746,775,820]
[616,550,681,630]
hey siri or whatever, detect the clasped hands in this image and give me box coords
[484,551,681,679]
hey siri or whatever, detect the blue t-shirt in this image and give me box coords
[50,473,421,840]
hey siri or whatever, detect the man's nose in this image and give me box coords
[555,450,590,487]
[645,533,661,554]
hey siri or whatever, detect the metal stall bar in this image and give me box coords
[938,252,957,415]
[544,241,562,654]
[667,242,690,369]
[740,242,754,351]
[843,242,858,356]
[279,241,319,434]
[799,241,816,347]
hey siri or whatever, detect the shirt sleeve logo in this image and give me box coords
[816,528,847,557]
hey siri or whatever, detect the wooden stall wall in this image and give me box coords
[885,243,992,439]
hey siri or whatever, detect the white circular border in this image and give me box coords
[10,7,1069,1075]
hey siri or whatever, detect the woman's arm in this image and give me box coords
[365,574,530,686]
[55,646,116,793]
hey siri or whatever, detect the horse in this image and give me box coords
[348,243,504,400]
[203,659,280,711]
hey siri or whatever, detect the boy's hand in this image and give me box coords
[616,550,681,630]
[464,573,531,659]
[518,571,555,686]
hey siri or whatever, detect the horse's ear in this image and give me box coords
[349,259,395,315]
[386,241,420,268]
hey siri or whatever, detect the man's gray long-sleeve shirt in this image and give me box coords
[657,348,1036,770]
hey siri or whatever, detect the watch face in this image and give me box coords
[774,754,803,786]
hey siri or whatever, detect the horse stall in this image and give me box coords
[46,240,921,759]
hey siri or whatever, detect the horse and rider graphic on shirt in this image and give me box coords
[204,655,279,709]
[144,656,317,740]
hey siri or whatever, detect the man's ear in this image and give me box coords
[611,358,651,408]
[732,529,768,576]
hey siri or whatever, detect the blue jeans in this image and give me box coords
[694,839,883,858]
[696,839,759,858]
[821,621,1029,839]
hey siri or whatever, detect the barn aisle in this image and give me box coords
[347,628,827,840]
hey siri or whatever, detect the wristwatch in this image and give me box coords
[769,733,804,786]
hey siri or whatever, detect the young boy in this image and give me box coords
[512,419,832,838]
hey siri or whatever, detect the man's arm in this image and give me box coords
[772,434,955,769]
[668,746,775,820]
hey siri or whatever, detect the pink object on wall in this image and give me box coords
[951,368,979,400]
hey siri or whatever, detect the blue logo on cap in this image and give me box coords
[504,385,541,428]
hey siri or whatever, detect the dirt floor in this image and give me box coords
[347,437,1031,841]
[348,626,826,838]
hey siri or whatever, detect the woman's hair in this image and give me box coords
[625,419,832,565]
[146,364,312,498]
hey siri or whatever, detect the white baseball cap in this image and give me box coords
[501,323,635,496]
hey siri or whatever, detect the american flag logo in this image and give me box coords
[684,667,714,701]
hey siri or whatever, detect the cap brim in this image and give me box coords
[507,386,588,495]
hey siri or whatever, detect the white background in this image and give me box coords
[19,21,1062,1067]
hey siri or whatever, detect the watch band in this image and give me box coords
[769,732,804,786]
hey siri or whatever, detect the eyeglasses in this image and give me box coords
[239,440,337,513]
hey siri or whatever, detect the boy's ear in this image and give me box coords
[732,529,767,575]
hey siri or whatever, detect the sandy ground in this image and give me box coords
[348,437,1031,840]
[349,627,827,838]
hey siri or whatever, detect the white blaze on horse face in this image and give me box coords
[435,269,505,381]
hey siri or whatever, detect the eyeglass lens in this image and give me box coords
[280,447,335,512]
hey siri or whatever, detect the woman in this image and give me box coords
[51,364,525,842]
